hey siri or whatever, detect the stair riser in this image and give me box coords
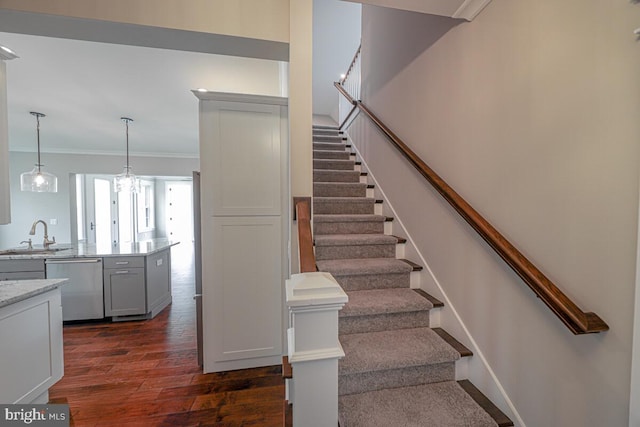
[313,160,355,170]
[313,150,351,160]
[314,183,366,197]
[314,136,347,142]
[313,131,344,140]
[339,362,455,396]
[313,201,375,215]
[314,170,360,183]
[339,311,431,335]
[313,142,349,151]
[314,221,384,235]
[313,127,343,136]
[315,244,396,261]
[332,272,410,291]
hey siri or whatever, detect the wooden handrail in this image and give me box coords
[334,81,608,335]
[295,199,317,273]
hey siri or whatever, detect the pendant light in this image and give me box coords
[114,117,140,193]
[20,111,57,192]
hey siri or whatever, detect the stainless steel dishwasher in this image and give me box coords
[45,258,103,321]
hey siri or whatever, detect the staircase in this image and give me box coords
[311,124,513,427]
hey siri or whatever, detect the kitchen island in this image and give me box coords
[0,239,179,322]
[0,279,66,404]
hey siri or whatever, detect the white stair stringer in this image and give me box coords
[342,131,526,427]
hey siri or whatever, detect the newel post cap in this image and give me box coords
[286,272,348,307]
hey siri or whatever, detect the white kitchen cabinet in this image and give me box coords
[197,92,289,373]
[103,263,146,317]
[145,248,171,317]
[103,252,172,320]
[0,287,63,403]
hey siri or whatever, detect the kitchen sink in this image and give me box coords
[0,247,70,256]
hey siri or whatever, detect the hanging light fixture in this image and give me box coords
[114,117,139,193]
[20,111,57,192]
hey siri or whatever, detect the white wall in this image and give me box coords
[0,151,197,247]
[312,0,361,120]
[352,2,640,426]
[288,0,313,276]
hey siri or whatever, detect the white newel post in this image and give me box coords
[286,271,348,427]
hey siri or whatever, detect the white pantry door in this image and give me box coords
[197,92,288,373]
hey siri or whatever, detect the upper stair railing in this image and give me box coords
[335,51,608,335]
[338,45,361,130]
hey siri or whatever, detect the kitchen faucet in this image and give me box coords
[29,219,56,249]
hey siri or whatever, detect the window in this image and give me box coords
[75,174,157,245]
[118,191,134,243]
[137,179,155,232]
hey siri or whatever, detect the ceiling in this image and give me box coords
[343,0,491,20]
[0,0,362,158]
[1,32,287,158]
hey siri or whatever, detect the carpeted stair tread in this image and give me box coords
[314,215,388,235]
[338,381,498,427]
[340,288,434,318]
[314,136,347,142]
[313,197,376,215]
[313,132,342,137]
[313,129,342,134]
[312,124,339,129]
[313,149,351,160]
[339,327,460,375]
[314,196,375,203]
[317,257,412,276]
[314,214,386,223]
[313,159,356,170]
[313,197,376,203]
[315,234,398,247]
[314,182,367,197]
[314,170,361,183]
[313,142,349,151]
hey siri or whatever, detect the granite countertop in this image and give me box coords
[0,279,67,308]
[0,238,179,260]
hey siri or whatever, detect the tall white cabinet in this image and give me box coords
[196,92,288,373]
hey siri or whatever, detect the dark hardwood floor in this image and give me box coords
[49,244,285,427]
